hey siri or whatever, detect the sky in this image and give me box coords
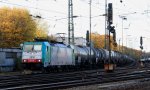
[0,0,150,52]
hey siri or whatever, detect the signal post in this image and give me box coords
[104,3,117,72]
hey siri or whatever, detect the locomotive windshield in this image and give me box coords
[24,45,42,51]
[34,45,42,51]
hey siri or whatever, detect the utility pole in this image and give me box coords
[68,0,74,45]
[104,0,108,49]
[118,15,127,52]
[119,39,120,51]
[89,0,92,65]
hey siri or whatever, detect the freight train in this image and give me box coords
[21,41,135,72]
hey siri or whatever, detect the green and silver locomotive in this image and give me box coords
[22,41,75,70]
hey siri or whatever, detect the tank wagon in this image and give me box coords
[22,41,135,71]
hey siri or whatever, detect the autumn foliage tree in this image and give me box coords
[0,7,48,48]
[35,19,48,38]
[91,32,117,51]
[91,32,105,48]
[91,32,141,59]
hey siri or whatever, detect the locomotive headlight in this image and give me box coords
[23,60,27,62]
[38,59,41,62]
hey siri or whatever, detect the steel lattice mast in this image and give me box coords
[68,0,74,45]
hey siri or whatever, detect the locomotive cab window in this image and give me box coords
[24,45,42,51]
[34,45,42,51]
[24,45,33,51]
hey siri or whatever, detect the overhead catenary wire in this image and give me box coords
[0,0,103,24]
[0,0,67,15]
[79,0,105,11]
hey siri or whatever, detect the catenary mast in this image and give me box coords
[68,0,74,45]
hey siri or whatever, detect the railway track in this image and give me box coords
[0,68,150,90]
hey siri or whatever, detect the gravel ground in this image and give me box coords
[61,78,150,90]
[0,71,22,76]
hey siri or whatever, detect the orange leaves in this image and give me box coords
[91,32,105,48]
[91,32,141,59]
[0,7,48,48]
[35,26,48,38]
[0,7,37,48]
[35,20,49,39]
[91,32,116,50]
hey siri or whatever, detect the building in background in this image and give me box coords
[56,37,87,46]
[0,48,22,72]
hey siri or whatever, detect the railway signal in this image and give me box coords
[140,36,143,50]
[104,3,117,72]
[107,26,115,33]
[120,0,123,3]
[108,3,113,25]
[113,31,117,46]
[86,30,90,46]
[140,36,143,46]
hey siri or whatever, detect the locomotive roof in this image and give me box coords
[24,41,68,48]
[50,43,68,48]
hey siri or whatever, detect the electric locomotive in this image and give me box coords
[22,41,75,70]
